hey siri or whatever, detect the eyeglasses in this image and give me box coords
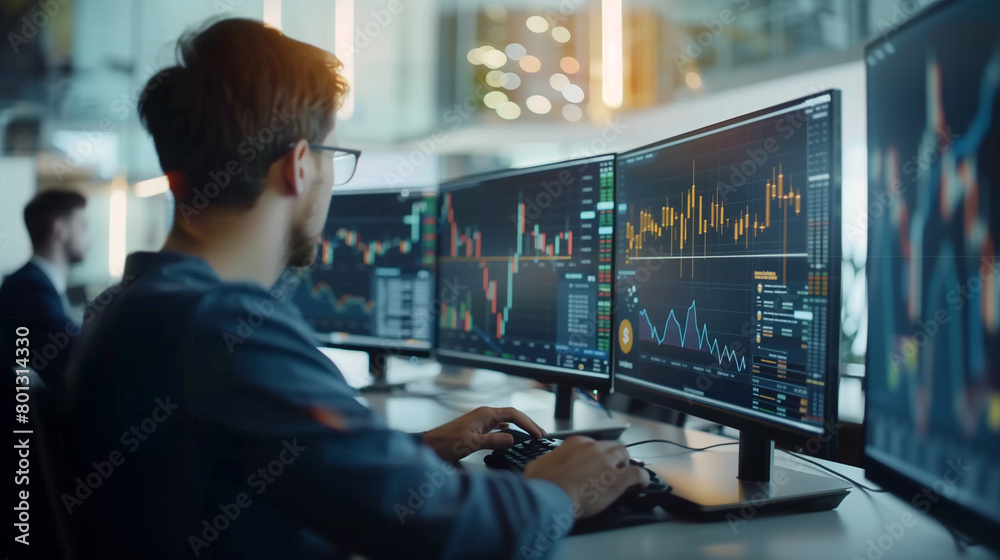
[281,143,362,186]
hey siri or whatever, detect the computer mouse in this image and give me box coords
[617,466,672,510]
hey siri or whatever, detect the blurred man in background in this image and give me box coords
[0,189,89,394]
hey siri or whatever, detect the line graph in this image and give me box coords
[303,269,375,315]
[640,300,747,372]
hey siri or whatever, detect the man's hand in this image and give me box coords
[523,436,650,519]
[423,406,545,462]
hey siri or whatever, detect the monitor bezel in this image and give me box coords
[862,0,1000,551]
[434,153,617,391]
[612,90,843,456]
[304,186,437,358]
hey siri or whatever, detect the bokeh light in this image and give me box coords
[560,57,580,74]
[526,16,549,33]
[500,72,522,90]
[484,91,508,109]
[562,104,583,122]
[483,49,508,69]
[504,43,527,61]
[549,73,570,92]
[484,4,508,23]
[497,101,522,120]
[552,26,571,43]
[485,70,504,87]
[562,84,585,103]
[685,71,703,89]
[519,55,541,73]
[526,95,552,115]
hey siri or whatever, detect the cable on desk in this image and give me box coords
[625,439,739,453]
[777,449,887,493]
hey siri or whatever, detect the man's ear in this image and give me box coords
[282,139,313,197]
[51,217,69,243]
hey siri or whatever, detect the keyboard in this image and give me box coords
[484,437,563,470]
[483,437,674,521]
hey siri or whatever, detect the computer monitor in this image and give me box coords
[292,188,436,390]
[865,0,1000,551]
[435,154,616,419]
[613,91,848,517]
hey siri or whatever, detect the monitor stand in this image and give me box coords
[356,349,407,394]
[545,384,628,441]
[650,432,851,520]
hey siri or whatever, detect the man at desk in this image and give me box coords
[62,18,648,559]
[0,189,88,393]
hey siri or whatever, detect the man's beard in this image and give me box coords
[68,246,86,265]
[286,222,319,269]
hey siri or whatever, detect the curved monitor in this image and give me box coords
[865,0,1000,551]
[292,188,436,355]
[434,155,616,389]
[613,91,843,453]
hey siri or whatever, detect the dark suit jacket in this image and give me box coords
[0,260,79,395]
[62,252,571,559]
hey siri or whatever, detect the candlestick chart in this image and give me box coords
[436,157,615,376]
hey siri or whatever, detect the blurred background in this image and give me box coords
[0,0,937,422]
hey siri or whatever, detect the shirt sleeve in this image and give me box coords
[182,285,574,560]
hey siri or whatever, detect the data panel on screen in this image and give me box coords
[615,92,839,434]
[292,190,436,349]
[436,156,615,379]
[866,0,1000,527]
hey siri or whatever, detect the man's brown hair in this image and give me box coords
[137,18,349,208]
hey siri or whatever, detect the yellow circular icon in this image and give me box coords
[757,311,762,321]
[757,283,763,294]
[619,319,634,354]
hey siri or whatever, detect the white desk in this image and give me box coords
[349,358,996,560]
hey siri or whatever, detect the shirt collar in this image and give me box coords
[30,255,67,295]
